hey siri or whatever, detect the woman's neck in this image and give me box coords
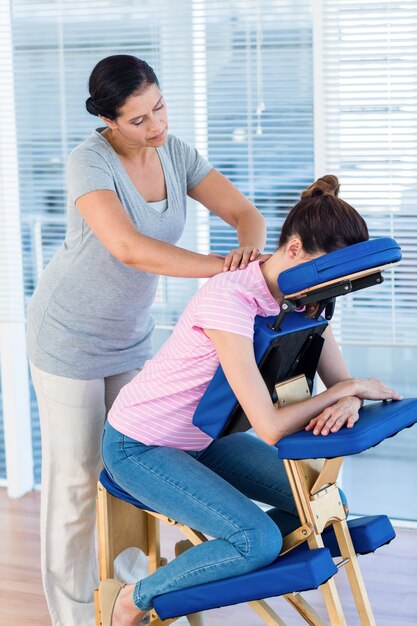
[102,128,153,164]
[259,251,286,302]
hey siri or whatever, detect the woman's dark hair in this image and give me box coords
[278,175,369,253]
[85,55,159,120]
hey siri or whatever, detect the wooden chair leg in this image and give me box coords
[307,534,347,626]
[97,482,150,580]
[149,612,179,625]
[94,588,101,626]
[284,593,329,626]
[147,515,163,574]
[249,599,288,625]
[333,520,376,625]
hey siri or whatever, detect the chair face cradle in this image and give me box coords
[95,238,417,626]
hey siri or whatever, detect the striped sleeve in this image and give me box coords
[192,287,255,340]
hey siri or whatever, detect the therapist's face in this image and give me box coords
[100,83,168,148]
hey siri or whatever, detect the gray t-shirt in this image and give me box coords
[26,130,212,379]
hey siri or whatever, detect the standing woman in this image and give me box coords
[26,54,266,626]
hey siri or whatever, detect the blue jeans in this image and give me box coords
[102,423,301,611]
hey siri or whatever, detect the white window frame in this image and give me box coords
[0,0,34,497]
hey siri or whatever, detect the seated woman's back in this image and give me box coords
[108,259,279,450]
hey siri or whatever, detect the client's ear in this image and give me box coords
[286,237,304,260]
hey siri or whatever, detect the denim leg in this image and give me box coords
[102,424,283,611]
[196,433,350,531]
[194,432,301,535]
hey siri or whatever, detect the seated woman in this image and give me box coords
[100,175,401,626]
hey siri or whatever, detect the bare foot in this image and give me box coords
[111,583,148,625]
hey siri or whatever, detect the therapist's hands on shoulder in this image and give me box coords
[222,247,272,271]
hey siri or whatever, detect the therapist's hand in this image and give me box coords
[223,247,271,271]
[223,246,260,271]
[305,396,362,436]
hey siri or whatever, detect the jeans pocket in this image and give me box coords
[101,424,107,453]
[120,433,154,457]
[101,425,117,480]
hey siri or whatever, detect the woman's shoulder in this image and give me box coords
[162,134,196,161]
[201,265,257,303]
[67,129,111,167]
[193,262,278,324]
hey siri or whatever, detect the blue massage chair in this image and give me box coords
[95,237,417,626]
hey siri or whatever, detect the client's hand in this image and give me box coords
[352,376,402,402]
[305,396,362,436]
[306,377,402,436]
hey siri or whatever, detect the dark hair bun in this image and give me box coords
[85,55,160,121]
[85,96,101,116]
[301,175,340,199]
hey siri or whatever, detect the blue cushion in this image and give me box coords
[153,548,337,619]
[278,237,401,296]
[99,468,155,512]
[322,515,395,557]
[192,313,326,439]
[276,398,417,460]
[293,515,395,559]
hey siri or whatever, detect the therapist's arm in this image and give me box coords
[188,169,267,271]
[75,189,225,278]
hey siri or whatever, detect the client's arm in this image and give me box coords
[308,325,366,435]
[204,328,401,446]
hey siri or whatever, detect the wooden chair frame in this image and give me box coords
[94,383,382,626]
[94,480,331,626]
[94,266,400,625]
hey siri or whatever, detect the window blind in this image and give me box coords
[2,0,314,483]
[203,0,314,255]
[320,0,417,347]
[320,0,417,522]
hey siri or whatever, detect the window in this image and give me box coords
[320,0,417,521]
[1,1,415,523]
[1,0,313,486]
[204,1,313,255]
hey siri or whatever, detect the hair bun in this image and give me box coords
[85,96,100,116]
[301,175,340,199]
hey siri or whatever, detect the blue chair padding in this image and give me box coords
[322,515,396,557]
[278,237,401,296]
[100,468,155,512]
[192,312,326,439]
[276,398,417,460]
[293,515,395,559]
[152,548,337,619]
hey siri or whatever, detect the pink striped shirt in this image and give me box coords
[108,260,279,450]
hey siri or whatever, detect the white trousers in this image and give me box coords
[30,362,139,626]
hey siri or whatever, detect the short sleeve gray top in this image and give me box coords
[26,130,212,379]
